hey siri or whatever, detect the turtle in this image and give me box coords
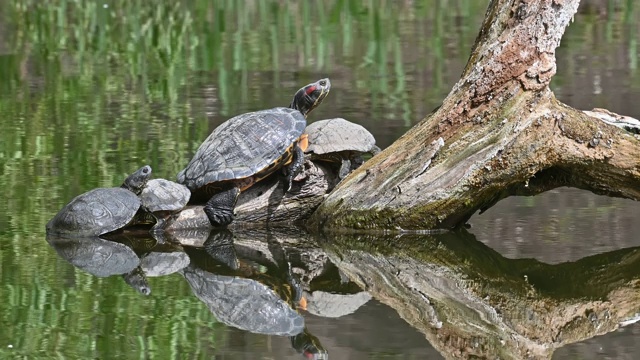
[46,165,152,237]
[305,290,372,318]
[304,118,380,179]
[176,78,331,227]
[137,178,191,232]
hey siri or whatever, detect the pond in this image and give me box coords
[1,1,640,359]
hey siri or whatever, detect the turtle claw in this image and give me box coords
[204,187,240,227]
[204,207,235,227]
[285,178,293,192]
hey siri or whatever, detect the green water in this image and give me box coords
[1,1,640,359]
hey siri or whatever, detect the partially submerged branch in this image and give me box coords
[308,0,640,231]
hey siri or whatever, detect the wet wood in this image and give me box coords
[165,160,337,230]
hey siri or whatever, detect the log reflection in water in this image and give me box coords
[324,229,640,359]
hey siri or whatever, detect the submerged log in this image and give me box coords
[305,0,640,230]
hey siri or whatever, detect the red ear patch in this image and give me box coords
[305,85,317,95]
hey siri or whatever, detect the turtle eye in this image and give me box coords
[319,80,326,86]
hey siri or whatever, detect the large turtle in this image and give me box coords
[137,178,190,231]
[304,118,380,179]
[46,165,152,237]
[177,78,331,227]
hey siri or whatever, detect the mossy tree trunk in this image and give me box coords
[308,0,640,230]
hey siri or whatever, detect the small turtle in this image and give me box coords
[177,79,331,227]
[137,178,190,231]
[304,118,380,179]
[46,165,152,237]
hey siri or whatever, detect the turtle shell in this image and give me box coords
[177,107,306,193]
[305,118,376,155]
[46,187,141,236]
[139,178,190,212]
[181,265,305,336]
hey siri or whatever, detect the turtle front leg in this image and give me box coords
[284,144,305,192]
[204,187,241,227]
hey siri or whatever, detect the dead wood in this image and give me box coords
[309,0,640,230]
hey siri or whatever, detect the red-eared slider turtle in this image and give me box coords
[291,328,329,360]
[304,118,380,179]
[138,178,190,231]
[177,79,331,227]
[46,165,152,237]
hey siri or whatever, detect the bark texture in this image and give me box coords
[164,161,337,231]
[309,0,640,230]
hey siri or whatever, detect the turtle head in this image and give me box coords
[290,78,331,118]
[122,165,152,195]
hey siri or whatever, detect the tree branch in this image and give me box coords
[308,0,640,230]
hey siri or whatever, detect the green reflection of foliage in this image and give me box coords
[0,234,227,359]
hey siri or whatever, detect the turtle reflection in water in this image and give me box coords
[47,232,190,296]
[46,235,152,295]
[180,230,327,358]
